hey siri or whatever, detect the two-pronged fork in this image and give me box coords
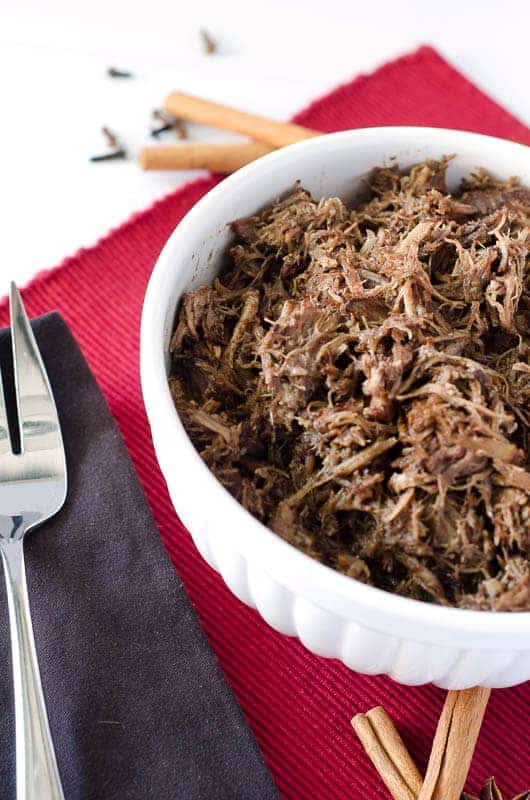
[0,284,66,799]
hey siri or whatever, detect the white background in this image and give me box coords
[1,0,528,296]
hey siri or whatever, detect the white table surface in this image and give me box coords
[1,0,528,298]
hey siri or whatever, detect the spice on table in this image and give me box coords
[200,28,217,54]
[150,123,175,138]
[106,66,133,78]
[139,141,273,172]
[463,778,530,799]
[164,90,319,147]
[101,126,118,148]
[352,706,530,800]
[352,706,422,800]
[89,149,127,162]
[90,126,127,162]
[150,109,187,140]
[174,119,187,139]
[152,109,173,123]
[418,688,491,800]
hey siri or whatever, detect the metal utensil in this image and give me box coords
[0,283,66,800]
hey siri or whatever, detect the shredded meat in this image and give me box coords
[169,157,530,610]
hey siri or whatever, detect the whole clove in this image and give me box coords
[89,149,127,162]
[150,123,175,138]
[106,66,133,78]
[101,126,118,148]
[152,109,173,124]
[174,119,187,139]
[200,28,217,54]
[89,127,127,162]
[151,109,187,139]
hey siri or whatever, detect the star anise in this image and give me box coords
[462,778,530,800]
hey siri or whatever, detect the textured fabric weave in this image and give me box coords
[1,47,529,798]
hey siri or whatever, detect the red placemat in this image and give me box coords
[3,46,529,798]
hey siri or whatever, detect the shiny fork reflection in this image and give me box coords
[0,284,67,800]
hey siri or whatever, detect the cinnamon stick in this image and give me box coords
[352,706,423,800]
[164,91,320,147]
[139,142,273,172]
[418,687,491,800]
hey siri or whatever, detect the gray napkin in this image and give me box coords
[0,313,278,800]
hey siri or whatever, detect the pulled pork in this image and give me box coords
[169,157,530,610]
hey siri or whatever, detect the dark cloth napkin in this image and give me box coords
[0,313,278,800]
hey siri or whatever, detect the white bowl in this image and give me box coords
[141,127,530,689]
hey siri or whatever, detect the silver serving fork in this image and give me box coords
[0,284,66,800]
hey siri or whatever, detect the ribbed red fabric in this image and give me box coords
[2,47,529,798]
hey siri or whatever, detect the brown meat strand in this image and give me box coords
[461,186,530,216]
[170,157,530,610]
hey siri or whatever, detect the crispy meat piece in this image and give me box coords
[170,157,530,611]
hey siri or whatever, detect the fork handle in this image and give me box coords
[0,540,65,800]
